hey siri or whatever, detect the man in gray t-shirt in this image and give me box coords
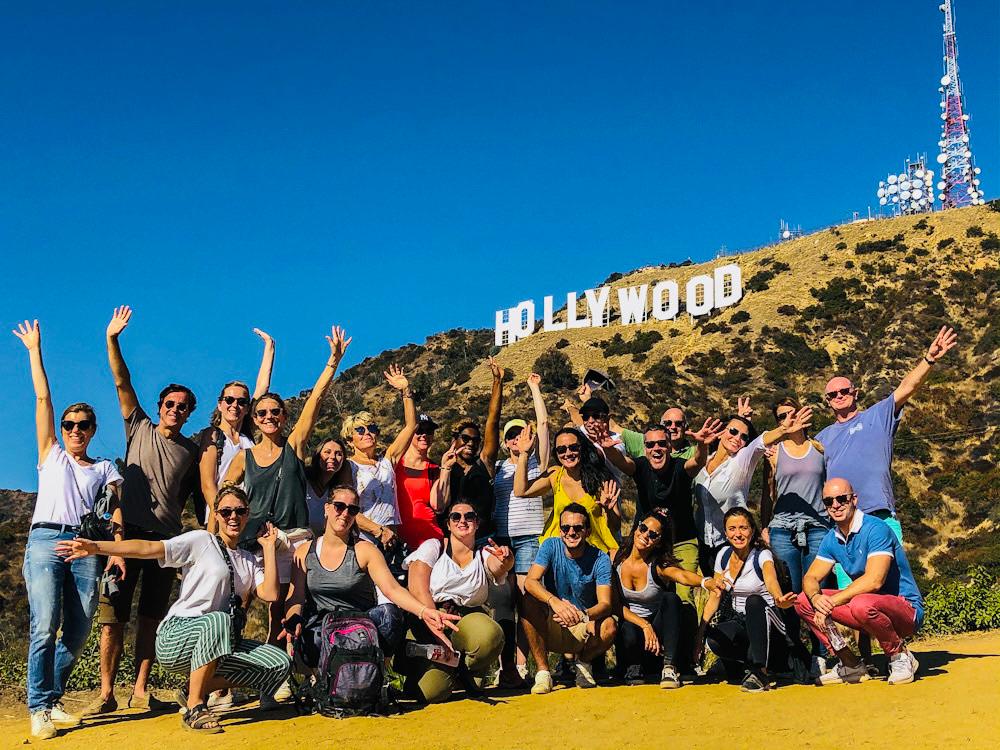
[85,306,200,717]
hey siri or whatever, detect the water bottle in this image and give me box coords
[405,641,460,668]
[823,620,847,651]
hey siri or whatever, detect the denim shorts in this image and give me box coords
[504,534,540,574]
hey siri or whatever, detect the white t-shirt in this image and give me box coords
[714,546,775,613]
[493,454,544,537]
[402,539,505,608]
[351,457,400,533]
[693,435,766,549]
[217,433,255,484]
[33,444,123,526]
[160,530,264,622]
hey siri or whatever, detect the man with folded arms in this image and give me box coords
[795,478,923,686]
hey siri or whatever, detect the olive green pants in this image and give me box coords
[406,612,504,703]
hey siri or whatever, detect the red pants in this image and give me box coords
[794,590,916,657]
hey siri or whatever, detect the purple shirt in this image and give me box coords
[815,394,901,514]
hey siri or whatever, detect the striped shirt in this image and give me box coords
[493,454,544,538]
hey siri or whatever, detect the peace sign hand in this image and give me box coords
[12,319,41,351]
[736,396,753,419]
[483,538,512,563]
[487,355,504,381]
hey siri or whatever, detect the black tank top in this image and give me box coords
[240,442,308,545]
[305,537,377,614]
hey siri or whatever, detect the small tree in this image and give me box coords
[532,349,577,389]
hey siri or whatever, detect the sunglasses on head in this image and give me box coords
[582,412,609,421]
[163,400,190,412]
[221,395,250,407]
[61,419,93,432]
[255,407,283,418]
[560,523,586,535]
[217,506,249,519]
[645,439,669,449]
[822,493,853,508]
[661,419,685,428]
[327,500,361,516]
[504,427,524,441]
[825,387,853,401]
[453,432,480,445]
[636,522,661,541]
[354,424,380,436]
[448,511,479,523]
[555,443,582,456]
[727,427,749,442]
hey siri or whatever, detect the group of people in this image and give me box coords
[12,306,957,738]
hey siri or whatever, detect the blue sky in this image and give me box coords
[2,1,997,489]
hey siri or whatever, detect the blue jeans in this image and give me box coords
[768,526,829,594]
[23,528,101,713]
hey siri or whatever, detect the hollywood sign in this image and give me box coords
[495,263,743,346]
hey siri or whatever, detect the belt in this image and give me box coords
[30,522,81,534]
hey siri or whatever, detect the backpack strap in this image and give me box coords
[752,549,763,581]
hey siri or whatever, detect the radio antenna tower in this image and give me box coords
[935,0,984,207]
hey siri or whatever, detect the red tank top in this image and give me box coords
[395,457,443,551]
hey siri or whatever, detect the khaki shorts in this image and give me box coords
[545,618,591,655]
[256,530,312,585]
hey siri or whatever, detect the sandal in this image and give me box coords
[182,704,223,734]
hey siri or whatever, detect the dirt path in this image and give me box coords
[4,631,998,749]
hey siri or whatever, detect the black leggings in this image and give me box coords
[618,591,681,672]
[705,594,784,675]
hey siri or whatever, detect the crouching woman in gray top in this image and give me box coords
[57,486,291,735]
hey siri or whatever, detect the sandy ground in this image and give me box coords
[3,630,998,750]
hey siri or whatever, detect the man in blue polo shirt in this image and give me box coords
[796,478,924,686]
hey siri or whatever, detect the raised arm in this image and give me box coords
[199,430,222,532]
[893,325,958,413]
[683,418,724,476]
[251,328,276,399]
[106,306,140,420]
[479,357,504,476]
[288,325,351,458]
[599,435,635,476]
[383,365,417,464]
[527,373,551,469]
[761,407,812,448]
[512,426,554,497]
[13,320,56,463]
[430,444,458,512]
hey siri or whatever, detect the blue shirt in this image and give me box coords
[816,394,901,514]
[534,537,612,611]
[816,511,924,626]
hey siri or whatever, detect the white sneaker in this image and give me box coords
[272,680,292,702]
[906,648,920,675]
[530,670,553,695]
[49,703,80,726]
[810,655,829,679]
[574,660,597,689]
[888,652,915,685]
[30,710,57,740]
[659,665,681,689]
[816,662,866,686]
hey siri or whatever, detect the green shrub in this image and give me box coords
[532,349,576,389]
[730,310,751,324]
[937,237,955,250]
[912,218,929,231]
[966,225,984,238]
[602,330,663,356]
[835,241,848,250]
[981,235,1000,251]
[922,567,1000,635]
[776,304,798,315]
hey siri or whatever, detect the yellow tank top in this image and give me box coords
[539,467,619,553]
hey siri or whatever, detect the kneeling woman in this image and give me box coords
[695,507,798,692]
[283,485,459,668]
[613,509,719,688]
[57,486,291,734]
[402,501,513,702]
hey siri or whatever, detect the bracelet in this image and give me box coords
[418,605,427,619]
[326,360,337,369]
[923,356,936,366]
[402,389,414,399]
[546,595,556,609]
[700,577,710,590]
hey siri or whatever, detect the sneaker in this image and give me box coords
[810,655,829,680]
[206,690,232,710]
[816,662,866,686]
[530,670,553,695]
[906,648,920,675]
[49,703,81,727]
[30,710,57,740]
[624,665,644,686]
[574,660,597,689]
[272,680,292,702]
[740,670,770,693]
[860,661,881,681]
[887,652,915,685]
[659,665,681,689]
[79,694,117,717]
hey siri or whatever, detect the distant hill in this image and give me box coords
[2,204,998,643]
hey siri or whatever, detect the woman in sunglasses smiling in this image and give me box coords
[198,328,275,533]
[14,320,126,739]
[513,425,620,553]
[400,501,513,702]
[57,486,291,734]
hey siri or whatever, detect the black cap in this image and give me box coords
[417,413,439,430]
[580,396,610,418]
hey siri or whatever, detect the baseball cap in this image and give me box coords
[580,396,610,418]
[503,419,527,439]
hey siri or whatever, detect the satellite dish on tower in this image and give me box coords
[941,74,951,86]
[936,153,948,163]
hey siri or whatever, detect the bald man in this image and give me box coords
[815,325,957,537]
[795,478,924,686]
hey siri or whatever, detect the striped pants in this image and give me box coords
[156,612,291,695]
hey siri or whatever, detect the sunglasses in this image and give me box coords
[453,432,481,445]
[220,395,250,407]
[727,427,749,442]
[776,410,795,420]
[163,400,190,412]
[661,420,686,428]
[560,523,587,535]
[354,424,380,436]
[448,511,479,523]
[825,387,853,401]
[504,427,524,441]
[822,493,853,509]
[255,407,283,418]
[217,506,249,519]
[582,412,610,421]
[644,439,669,449]
[61,419,94,432]
[637,522,661,541]
[327,500,361,516]
[415,426,436,436]
[555,443,582,456]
